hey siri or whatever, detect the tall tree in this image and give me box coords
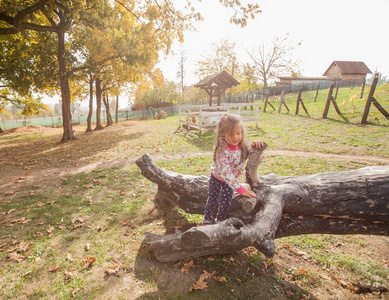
[247,35,301,88]
[0,1,87,141]
[196,40,240,80]
[177,48,186,96]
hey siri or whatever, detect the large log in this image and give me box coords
[136,152,389,262]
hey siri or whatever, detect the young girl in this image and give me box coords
[203,113,266,225]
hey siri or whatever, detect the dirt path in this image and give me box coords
[2,149,388,190]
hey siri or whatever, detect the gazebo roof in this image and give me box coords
[194,71,239,89]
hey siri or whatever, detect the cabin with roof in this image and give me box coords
[323,61,372,83]
[276,61,372,88]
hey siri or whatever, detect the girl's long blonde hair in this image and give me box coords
[213,113,249,163]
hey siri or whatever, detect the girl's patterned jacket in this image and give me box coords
[211,141,254,195]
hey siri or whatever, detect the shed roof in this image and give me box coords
[323,61,372,76]
[194,71,239,89]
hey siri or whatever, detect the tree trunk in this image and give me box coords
[136,152,389,262]
[58,31,74,142]
[115,95,119,123]
[94,78,104,130]
[103,93,113,126]
[86,78,94,132]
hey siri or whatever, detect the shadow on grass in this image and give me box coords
[130,196,316,300]
[0,125,146,182]
[132,238,317,300]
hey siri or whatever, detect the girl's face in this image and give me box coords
[224,124,243,146]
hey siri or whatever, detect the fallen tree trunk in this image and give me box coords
[136,153,389,262]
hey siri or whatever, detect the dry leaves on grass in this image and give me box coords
[47,226,55,237]
[84,242,90,251]
[6,240,31,262]
[188,270,217,292]
[283,243,310,260]
[64,270,74,284]
[180,260,194,274]
[3,217,31,226]
[71,288,80,298]
[82,256,96,270]
[49,265,60,272]
[7,252,26,262]
[105,264,120,276]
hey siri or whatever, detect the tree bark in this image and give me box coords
[115,95,119,123]
[94,78,104,130]
[86,78,94,132]
[136,152,389,262]
[103,93,113,126]
[58,30,74,142]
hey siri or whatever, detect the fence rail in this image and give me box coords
[224,79,365,104]
[0,106,178,131]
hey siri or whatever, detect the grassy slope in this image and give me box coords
[0,85,388,300]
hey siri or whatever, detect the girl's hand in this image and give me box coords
[242,189,257,197]
[251,140,266,149]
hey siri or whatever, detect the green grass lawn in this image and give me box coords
[0,84,388,299]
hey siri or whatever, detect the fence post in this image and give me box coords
[360,79,366,99]
[322,84,334,119]
[361,73,389,124]
[295,88,309,116]
[334,81,340,100]
[314,83,320,102]
[278,90,289,113]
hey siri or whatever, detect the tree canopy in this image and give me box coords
[0,0,262,138]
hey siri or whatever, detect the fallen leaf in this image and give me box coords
[49,265,60,272]
[66,253,73,262]
[8,252,25,262]
[82,256,96,270]
[71,217,85,224]
[213,276,227,282]
[188,270,216,292]
[263,258,273,268]
[9,217,31,224]
[199,270,216,281]
[71,288,80,298]
[181,260,194,274]
[17,241,30,252]
[105,264,120,275]
[7,208,16,215]
[34,232,44,238]
[47,226,55,237]
[64,270,74,283]
[188,279,208,292]
[23,271,32,277]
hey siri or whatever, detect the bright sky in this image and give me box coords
[158,0,389,86]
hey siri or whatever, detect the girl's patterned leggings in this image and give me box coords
[203,174,234,223]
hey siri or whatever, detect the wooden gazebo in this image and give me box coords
[194,71,239,106]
